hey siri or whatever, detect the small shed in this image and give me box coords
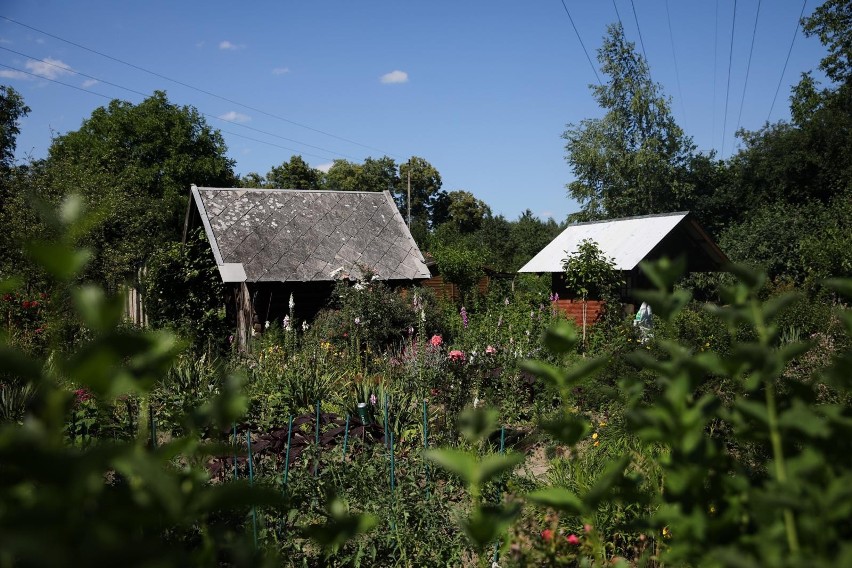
[185,185,431,348]
[518,211,727,323]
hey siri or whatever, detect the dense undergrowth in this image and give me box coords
[2,204,851,567]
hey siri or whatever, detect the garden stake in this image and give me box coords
[148,404,156,449]
[383,393,389,449]
[342,414,350,460]
[246,431,258,550]
[232,422,238,480]
[493,425,506,565]
[314,399,321,477]
[283,414,293,488]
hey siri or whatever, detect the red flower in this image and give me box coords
[30,300,39,308]
[74,388,92,404]
[448,349,465,363]
[22,300,30,309]
[566,534,580,545]
[429,334,443,347]
[2,294,10,302]
[541,529,554,541]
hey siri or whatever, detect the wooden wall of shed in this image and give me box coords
[421,275,490,303]
[553,299,605,327]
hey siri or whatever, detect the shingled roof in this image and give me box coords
[190,185,431,283]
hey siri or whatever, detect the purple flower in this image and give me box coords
[460,306,468,328]
[370,393,377,406]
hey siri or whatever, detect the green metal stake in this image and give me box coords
[383,393,389,449]
[342,414,350,460]
[314,399,321,477]
[246,431,258,550]
[233,422,238,480]
[149,404,157,449]
[493,425,506,565]
[283,415,293,488]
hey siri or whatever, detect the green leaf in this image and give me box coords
[527,487,586,515]
[424,448,478,485]
[825,278,852,300]
[520,359,566,388]
[543,321,578,354]
[540,413,590,445]
[639,257,686,291]
[725,263,766,291]
[73,286,126,332]
[458,406,499,443]
[26,241,91,281]
[302,497,377,554]
[477,452,524,484]
[584,455,630,508]
[461,503,521,551]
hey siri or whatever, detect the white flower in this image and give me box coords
[354,317,361,325]
[302,321,309,331]
[371,274,379,281]
[264,320,270,329]
[473,396,480,408]
[288,293,295,311]
[354,282,365,291]
[282,315,291,331]
[420,308,426,323]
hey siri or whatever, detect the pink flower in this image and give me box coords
[74,388,92,404]
[429,335,443,347]
[460,306,468,328]
[541,529,554,541]
[485,345,497,355]
[448,349,465,362]
[566,534,580,545]
[584,523,592,533]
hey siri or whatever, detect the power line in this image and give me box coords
[735,0,762,137]
[0,15,400,159]
[664,0,688,131]
[611,0,624,29]
[629,0,652,83]
[0,62,338,162]
[767,0,808,123]
[559,0,602,86]
[0,46,358,160]
[721,0,737,158]
[713,0,719,152]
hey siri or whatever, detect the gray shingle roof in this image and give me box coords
[191,186,431,283]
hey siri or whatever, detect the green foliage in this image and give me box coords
[0,197,288,567]
[433,242,484,300]
[523,259,852,566]
[141,228,229,350]
[266,155,322,190]
[0,85,29,170]
[42,91,235,291]
[564,23,697,221]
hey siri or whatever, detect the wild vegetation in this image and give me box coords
[2,1,852,566]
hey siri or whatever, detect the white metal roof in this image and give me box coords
[519,212,690,272]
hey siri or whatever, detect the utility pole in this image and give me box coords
[407,159,411,228]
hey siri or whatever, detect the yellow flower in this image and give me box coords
[593,440,600,447]
[662,526,671,539]
[592,432,598,440]
[598,421,607,427]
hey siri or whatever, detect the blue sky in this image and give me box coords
[1,1,828,221]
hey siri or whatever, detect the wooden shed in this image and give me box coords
[184,185,431,349]
[519,211,728,325]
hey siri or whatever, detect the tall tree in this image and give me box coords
[564,24,696,221]
[0,86,32,279]
[324,156,399,193]
[396,156,442,229]
[44,91,235,290]
[266,155,321,190]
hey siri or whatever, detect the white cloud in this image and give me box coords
[26,57,73,79]
[315,162,334,173]
[219,40,244,51]
[0,69,28,80]
[82,79,98,88]
[218,111,251,123]
[380,70,408,84]
[272,67,290,75]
